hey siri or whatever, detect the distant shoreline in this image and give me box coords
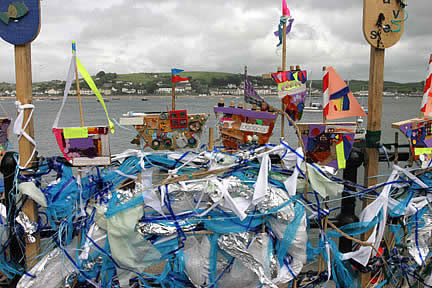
[0,93,423,100]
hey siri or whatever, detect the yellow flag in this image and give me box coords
[76,57,114,133]
[63,127,88,139]
[336,141,346,169]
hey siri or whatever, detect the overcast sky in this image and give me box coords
[0,0,431,83]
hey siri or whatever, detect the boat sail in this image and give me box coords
[297,66,366,169]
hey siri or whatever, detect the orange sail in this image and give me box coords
[323,66,366,120]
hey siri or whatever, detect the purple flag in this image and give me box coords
[244,74,267,107]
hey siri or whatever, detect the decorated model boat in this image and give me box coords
[393,55,432,164]
[297,66,367,169]
[214,100,277,149]
[52,41,114,166]
[121,110,208,150]
[213,68,278,150]
[120,69,208,150]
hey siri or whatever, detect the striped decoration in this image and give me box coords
[322,68,330,117]
[420,57,432,114]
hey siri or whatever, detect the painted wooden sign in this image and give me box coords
[0,0,40,45]
[392,118,432,161]
[120,111,208,150]
[363,0,406,48]
[298,122,356,169]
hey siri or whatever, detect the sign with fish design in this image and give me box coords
[0,0,40,45]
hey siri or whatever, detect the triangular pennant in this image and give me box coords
[172,75,190,83]
[171,68,184,75]
[323,67,366,120]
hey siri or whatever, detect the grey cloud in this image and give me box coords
[0,0,431,83]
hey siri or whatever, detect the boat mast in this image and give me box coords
[280,4,287,139]
[308,70,312,105]
[73,41,84,127]
[172,71,176,110]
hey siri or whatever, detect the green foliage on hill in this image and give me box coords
[308,79,424,93]
[0,71,425,94]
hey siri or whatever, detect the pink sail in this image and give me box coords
[323,66,366,120]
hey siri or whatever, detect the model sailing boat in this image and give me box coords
[120,69,208,150]
[52,41,114,166]
[214,67,278,150]
[393,55,432,164]
[297,66,367,169]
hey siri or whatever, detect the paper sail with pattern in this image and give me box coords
[323,66,366,120]
[52,41,113,166]
[298,123,356,169]
[244,74,268,107]
[393,118,432,162]
[272,70,307,121]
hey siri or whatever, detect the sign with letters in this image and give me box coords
[363,0,406,49]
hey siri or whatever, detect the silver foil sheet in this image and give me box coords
[137,221,197,236]
[257,187,294,222]
[407,214,432,265]
[218,233,277,288]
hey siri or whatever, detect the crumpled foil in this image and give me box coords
[16,211,37,243]
[207,177,253,204]
[407,214,432,265]
[17,247,75,288]
[137,221,197,236]
[257,187,294,222]
[218,233,277,288]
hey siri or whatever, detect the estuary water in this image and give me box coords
[1,95,418,167]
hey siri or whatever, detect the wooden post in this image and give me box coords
[394,132,399,165]
[73,42,84,127]
[15,43,40,268]
[361,46,385,287]
[280,20,287,139]
[208,127,214,151]
[171,76,176,111]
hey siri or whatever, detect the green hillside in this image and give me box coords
[309,79,423,93]
[117,71,242,86]
[0,71,425,94]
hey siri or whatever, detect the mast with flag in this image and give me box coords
[171,68,190,110]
